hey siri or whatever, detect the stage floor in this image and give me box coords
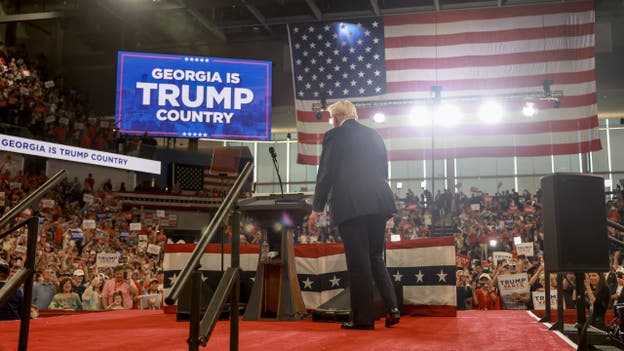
[0,310,575,351]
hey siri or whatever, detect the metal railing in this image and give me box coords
[0,170,66,351]
[165,162,253,351]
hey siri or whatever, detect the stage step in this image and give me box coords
[561,323,624,349]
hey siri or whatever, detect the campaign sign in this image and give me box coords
[532,290,558,310]
[115,51,272,140]
[70,228,84,240]
[493,251,513,266]
[515,242,534,257]
[0,133,160,174]
[97,253,121,268]
[147,244,161,255]
[82,219,96,229]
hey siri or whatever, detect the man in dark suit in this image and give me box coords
[308,100,400,330]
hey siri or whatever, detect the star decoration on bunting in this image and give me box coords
[437,269,448,283]
[168,273,178,286]
[415,270,424,283]
[302,277,314,289]
[329,275,341,287]
[393,270,403,282]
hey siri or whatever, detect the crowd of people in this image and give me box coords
[0,43,156,156]
[2,163,624,327]
[1,169,166,320]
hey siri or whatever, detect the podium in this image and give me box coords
[239,193,311,321]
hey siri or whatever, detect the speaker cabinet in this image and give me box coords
[541,173,608,272]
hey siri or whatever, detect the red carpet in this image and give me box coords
[0,310,573,351]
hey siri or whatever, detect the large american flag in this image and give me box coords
[172,163,235,194]
[288,1,600,165]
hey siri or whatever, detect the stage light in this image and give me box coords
[436,103,462,127]
[489,239,497,247]
[513,236,522,245]
[478,101,504,124]
[373,112,386,124]
[522,102,538,117]
[273,222,283,232]
[409,106,432,126]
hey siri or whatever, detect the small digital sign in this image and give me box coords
[115,51,272,140]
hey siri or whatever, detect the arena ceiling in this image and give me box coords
[2,0,623,132]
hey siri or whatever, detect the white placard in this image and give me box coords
[15,245,27,254]
[83,193,94,204]
[0,192,4,206]
[88,117,97,125]
[82,219,96,229]
[9,182,21,190]
[41,199,55,208]
[96,252,121,268]
[0,133,161,174]
[138,293,162,309]
[130,222,142,231]
[138,241,148,252]
[492,251,513,266]
[147,244,161,255]
[156,210,165,218]
[424,213,432,226]
[44,80,55,88]
[100,121,109,128]
[74,122,85,130]
[45,115,56,124]
[470,203,481,211]
[20,87,29,95]
[2,240,12,251]
[59,117,69,125]
[515,242,534,257]
[532,290,558,310]
[138,234,148,242]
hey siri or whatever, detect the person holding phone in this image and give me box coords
[474,273,500,310]
[101,265,138,309]
[582,272,610,330]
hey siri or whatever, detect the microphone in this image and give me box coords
[269,146,277,161]
[268,146,284,197]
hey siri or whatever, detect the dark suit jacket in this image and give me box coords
[312,119,396,225]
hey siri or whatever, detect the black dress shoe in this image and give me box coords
[341,322,374,330]
[385,308,400,328]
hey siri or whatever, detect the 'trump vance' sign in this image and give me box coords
[115,51,272,140]
[0,133,161,174]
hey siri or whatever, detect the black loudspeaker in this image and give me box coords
[541,173,609,272]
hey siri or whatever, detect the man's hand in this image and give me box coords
[308,211,324,232]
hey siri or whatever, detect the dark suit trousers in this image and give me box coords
[339,214,398,326]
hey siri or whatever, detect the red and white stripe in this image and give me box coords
[293,1,600,165]
[164,239,456,315]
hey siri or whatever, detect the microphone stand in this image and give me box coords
[219,173,227,273]
[270,150,285,198]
